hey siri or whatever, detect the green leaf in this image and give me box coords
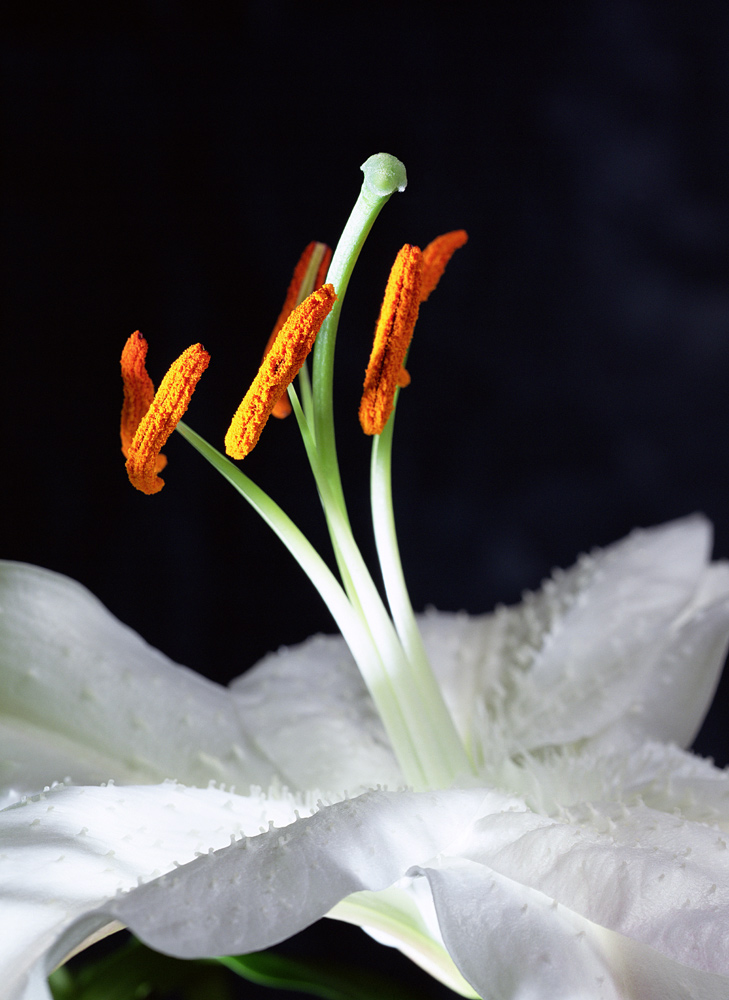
[49,939,231,1000]
[216,950,422,1000]
[50,939,423,1000]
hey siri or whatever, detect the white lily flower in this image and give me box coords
[3,155,729,1000]
[3,517,729,1000]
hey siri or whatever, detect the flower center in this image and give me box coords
[119,153,473,791]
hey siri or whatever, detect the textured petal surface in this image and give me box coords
[451,798,729,976]
[106,788,501,958]
[0,781,308,1000]
[422,517,729,756]
[504,517,729,750]
[599,562,729,748]
[0,562,275,801]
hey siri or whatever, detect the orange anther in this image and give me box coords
[359,245,423,436]
[120,332,166,470]
[419,230,468,303]
[125,342,210,494]
[263,241,332,419]
[225,284,337,460]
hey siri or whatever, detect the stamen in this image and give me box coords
[125,343,210,494]
[359,244,423,436]
[225,284,337,460]
[419,230,468,302]
[263,242,332,419]
[120,332,165,470]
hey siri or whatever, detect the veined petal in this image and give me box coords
[0,562,276,801]
[232,633,402,794]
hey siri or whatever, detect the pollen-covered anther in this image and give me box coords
[359,244,423,436]
[263,241,332,420]
[125,343,210,494]
[120,332,166,471]
[419,230,468,303]
[225,284,337,460]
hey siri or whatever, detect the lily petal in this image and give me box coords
[104,788,500,959]
[602,561,729,748]
[232,634,402,793]
[421,517,729,756]
[451,795,729,977]
[0,781,306,1000]
[0,562,275,801]
[418,860,624,999]
[506,516,726,749]
[419,860,729,1000]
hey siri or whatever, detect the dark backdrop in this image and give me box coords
[5,3,729,996]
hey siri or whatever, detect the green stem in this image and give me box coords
[288,388,460,787]
[371,404,475,778]
[296,361,314,429]
[288,384,365,621]
[311,154,408,523]
[176,419,428,789]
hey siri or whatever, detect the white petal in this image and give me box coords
[512,517,724,748]
[11,962,51,1000]
[0,562,275,799]
[452,798,729,976]
[427,517,720,753]
[418,860,624,999]
[598,562,729,748]
[485,740,729,828]
[0,781,305,1000]
[625,743,729,824]
[419,860,729,1000]
[417,608,504,760]
[331,882,480,997]
[102,788,502,958]
[232,633,402,793]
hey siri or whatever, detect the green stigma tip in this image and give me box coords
[360,153,408,197]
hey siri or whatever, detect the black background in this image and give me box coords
[5,3,729,996]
